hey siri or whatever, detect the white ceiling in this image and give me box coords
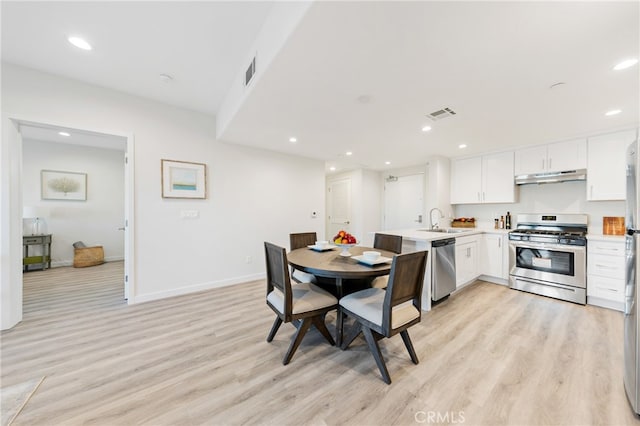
[3,1,639,173]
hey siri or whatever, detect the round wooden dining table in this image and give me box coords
[287,245,396,346]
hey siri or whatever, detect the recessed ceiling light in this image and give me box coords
[67,36,92,51]
[614,59,638,71]
[458,144,467,149]
[385,161,391,165]
[329,166,336,171]
[605,109,622,116]
[58,131,70,137]
[289,137,297,143]
[346,151,353,156]
[421,126,432,132]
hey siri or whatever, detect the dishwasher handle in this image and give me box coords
[432,238,456,248]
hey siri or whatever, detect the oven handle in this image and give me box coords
[508,240,586,254]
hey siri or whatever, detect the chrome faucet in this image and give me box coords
[430,207,444,230]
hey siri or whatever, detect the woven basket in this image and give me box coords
[73,246,105,268]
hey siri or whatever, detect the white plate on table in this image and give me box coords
[307,244,336,252]
[352,255,392,266]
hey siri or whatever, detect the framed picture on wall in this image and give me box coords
[41,170,87,201]
[161,159,206,199]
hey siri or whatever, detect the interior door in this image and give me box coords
[384,174,424,230]
[327,178,351,240]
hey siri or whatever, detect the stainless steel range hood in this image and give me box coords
[515,169,586,185]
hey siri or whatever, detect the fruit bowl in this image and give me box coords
[334,243,357,257]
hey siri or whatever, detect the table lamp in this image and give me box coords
[23,206,47,235]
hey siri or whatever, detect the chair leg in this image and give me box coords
[267,317,283,342]
[283,318,312,365]
[341,323,363,350]
[312,315,335,346]
[336,308,344,347]
[362,326,391,384]
[400,330,419,364]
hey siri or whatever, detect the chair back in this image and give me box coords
[264,242,293,316]
[290,232,318,251]
[382,250,428,334]
[373,233,402,254]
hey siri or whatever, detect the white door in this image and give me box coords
[384,174,424,230]
[327,178,352,240]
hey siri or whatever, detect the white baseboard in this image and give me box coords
[587,296,624,312]
[50,255,124,268]
[478,275,509,286]
[130,272,266,304]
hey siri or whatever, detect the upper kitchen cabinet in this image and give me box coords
[514,138,587,176]
[451,151,515,204]
[587,129,638,201]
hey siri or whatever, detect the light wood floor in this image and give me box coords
[3,261,640,425]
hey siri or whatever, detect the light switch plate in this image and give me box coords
[180,210,199,219]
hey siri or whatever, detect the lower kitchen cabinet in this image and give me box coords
[456,235,479,288]
[481,233,509,282]
[587,238,625,311]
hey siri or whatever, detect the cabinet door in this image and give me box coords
[482,151,515,203]
[456,240,478,287]
[587,130,636,201]
[481,234,504,278]
[450,157,482,204]
[547,138,587,172]
[514,145,547,175]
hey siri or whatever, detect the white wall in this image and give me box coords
[1,63,325,328]
[454,180,624,233]
[22,139,125,266]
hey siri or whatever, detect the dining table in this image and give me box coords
[287,245,396,346]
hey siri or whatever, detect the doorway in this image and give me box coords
[327,177,352,240]
[383,173,425,230]
[3,118,135,329]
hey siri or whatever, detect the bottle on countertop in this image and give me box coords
[494,218,499,229]
[499,216,505,229]
[506,211,512,230]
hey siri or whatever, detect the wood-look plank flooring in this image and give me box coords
[3,261,640,425]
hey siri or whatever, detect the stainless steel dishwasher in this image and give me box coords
[431,237,456,301]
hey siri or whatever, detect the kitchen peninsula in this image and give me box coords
[378,227,511,311]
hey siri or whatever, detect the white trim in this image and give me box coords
[587,296,624,312]
[130,273,266,304]
[50,256,125,268]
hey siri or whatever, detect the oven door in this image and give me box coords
[509,241,586,288]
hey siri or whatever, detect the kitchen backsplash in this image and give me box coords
[454,180,624,234]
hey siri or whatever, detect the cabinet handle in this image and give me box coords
[542,159,545,170]
[498,238,501,248]
[477,192,481,201]
[549,158,552,170]
[595,246,619,251]
[595,264,617,269]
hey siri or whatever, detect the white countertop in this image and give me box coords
[586,233,625,242]
[378,227,510,243]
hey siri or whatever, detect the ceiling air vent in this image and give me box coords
[427,107,457,121]
[245,56,256,86]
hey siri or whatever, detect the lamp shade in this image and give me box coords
[23,206,48,219]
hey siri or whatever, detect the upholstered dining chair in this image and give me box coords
[264,242,338,365]
[370,233,403,289]
[339,250,428,384]
[289,232,318,283]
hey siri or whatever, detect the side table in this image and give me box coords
[23,234,52,272]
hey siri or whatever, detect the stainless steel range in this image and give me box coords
[509,213,588,304]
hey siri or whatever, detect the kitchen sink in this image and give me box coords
[419,228,469,234]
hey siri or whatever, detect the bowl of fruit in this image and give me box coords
[332,230,358,257]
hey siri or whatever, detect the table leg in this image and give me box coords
[336,277,343,347]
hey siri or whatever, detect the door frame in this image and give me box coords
[1,115,135,330]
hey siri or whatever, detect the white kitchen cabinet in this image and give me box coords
[481,233,508,280]
[587,238,625,311]
[514,138,587,176]
[456,235,479,288]
[451,151,515,204]
[587,129,637,201]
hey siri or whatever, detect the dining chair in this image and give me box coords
[289,232,318,283]
[339,250,428,384]
[370,233,403,289]
[264,242,338,365]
